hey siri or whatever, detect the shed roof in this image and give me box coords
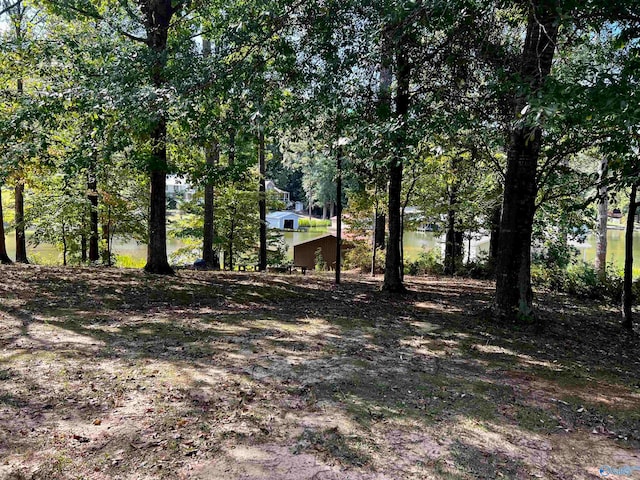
[266,211,299,219]
[293,234,336,247]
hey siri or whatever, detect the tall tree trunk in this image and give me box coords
[62,221,67,266]
[444,157,462,275]
[622,183,637,331]
[595,156,608,279]
[336,144,342,284]
[102,206,112,266]
[11,6,27,264]
[371,207,378,277]
[203,140,220,269]
[494,1,559,319]
[201,38,220,270]
[0,186,12,264]
[228,215,235,271]
[88,161,99,262]
[489,202,501,264]
[383,35,409,293]
[14,178,27,263]
[81,233,87,263]
[142,0,173,275]
[258,129,267,271]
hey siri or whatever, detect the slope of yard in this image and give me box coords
[0,265,639,479]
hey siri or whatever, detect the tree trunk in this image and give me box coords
[489,202,501,264]
[88,155,100,262]
[371,208,377,277]
[203,140,220,269]
[202,38,220,270]
[494,1,559,319]
[62,221,67,266]
[102,206,111,266]
[258,129,267,271]
[141,0,173,275]
[444,205,463,275]
[336,144,342,284]
[622,184,637,331]
[322,203,327,220]
[383,36,409,293]
[228,216,235,271]
[444,157,462,275]
[81,233,87,263]
[0,186,12,264]
[494,128,539,318]
[14,179,27,263]
[595,156,608,279]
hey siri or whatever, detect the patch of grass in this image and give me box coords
[451,440,524,479]
[293,427,371,467]
[530,366,591,388]
[512,403,558,433]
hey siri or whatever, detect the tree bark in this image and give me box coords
[258,129,267,271]
[488,202,501,264]
[141,0,173,275]
[0,186,12,264]
[383,35,409,293]
[494,1,559,319]
[444,157,463,275]
[622,184,637,331]
[336,144,342,284]
[203,140,220,269]
[595,156,608,279]
[88,154,100,262]
[14,178,27,263]
[102,206,111,266]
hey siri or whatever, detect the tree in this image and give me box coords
[494,0,559,319]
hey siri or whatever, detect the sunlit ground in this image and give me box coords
[0,265,638,479]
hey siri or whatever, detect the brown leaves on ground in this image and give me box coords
[0,264,639,479]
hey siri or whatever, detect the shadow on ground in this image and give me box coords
[0,265,639,479]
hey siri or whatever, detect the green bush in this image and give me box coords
[343,240,385,273]
[405,249,444,276]
[532,261,624,301]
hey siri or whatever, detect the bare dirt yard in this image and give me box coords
[0,265,639,479]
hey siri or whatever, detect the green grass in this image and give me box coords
[298,217,332,228]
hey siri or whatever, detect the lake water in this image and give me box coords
[1,229,637,269]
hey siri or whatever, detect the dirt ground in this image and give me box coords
[0,265,639,479]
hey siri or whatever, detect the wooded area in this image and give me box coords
[1,1,640,477]
[1,0,639,323]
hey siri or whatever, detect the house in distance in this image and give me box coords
[266,211,300,230]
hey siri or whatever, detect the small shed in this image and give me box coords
[293,234,352,270]
[266,211,300,230]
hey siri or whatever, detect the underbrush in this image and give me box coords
[531,261,627,301]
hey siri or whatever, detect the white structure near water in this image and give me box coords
[266,211,300,230]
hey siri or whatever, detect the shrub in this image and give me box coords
[405,249,444,276]
[343,240,385,273]
[532,260,624,301]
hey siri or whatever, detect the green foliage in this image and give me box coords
[314,247,326,271]
[298,217,331,228]
[531,261,624,301]
[343,240,385,274]
[404,250,444,276]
